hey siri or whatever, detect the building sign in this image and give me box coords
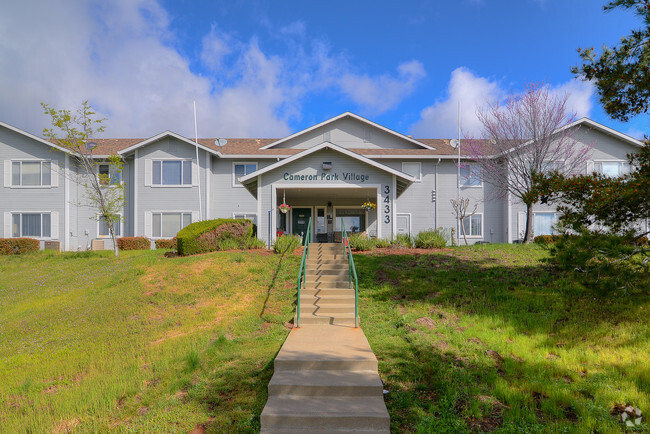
[283,171,370,183]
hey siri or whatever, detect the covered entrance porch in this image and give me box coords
[275,187,380,243]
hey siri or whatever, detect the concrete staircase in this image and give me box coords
[260,242,390,433]
[299,243,357,326]
[260,325,390,433]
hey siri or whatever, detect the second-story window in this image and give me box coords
[98,164,121,185]
[152,160,192,185]
[233,163,257,186]
[460,164,482,187]
[594,161,630,178]
[11,160,51,186]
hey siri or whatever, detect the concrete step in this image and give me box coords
[302,304,355,315]
[305,274,349,283]
[306,269,349,278]
[298,313,358,326]
[300,295,355,305]
[268,370,383,397]
[306,263,349,271]
[261,395,390,432]
[301,287,355,296]
[303,280,351,289]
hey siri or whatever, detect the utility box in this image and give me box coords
[44,241,61,251]
[91,239,105,251]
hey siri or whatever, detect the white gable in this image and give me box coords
[262,112,434,151]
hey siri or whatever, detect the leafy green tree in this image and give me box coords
[572,0,650,121]
[42,101,125,257]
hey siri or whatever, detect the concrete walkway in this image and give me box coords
[260,324,390,433]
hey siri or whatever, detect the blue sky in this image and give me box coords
[1,0,647,139]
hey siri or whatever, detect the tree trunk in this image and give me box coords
[523,203,535,243]
[109,221,119,257]
[460,217,469,246]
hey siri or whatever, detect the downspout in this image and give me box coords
[434,158,441,229]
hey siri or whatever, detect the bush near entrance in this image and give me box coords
[177,218,254,256]
[0,238,40,255]
[154,237,177,249]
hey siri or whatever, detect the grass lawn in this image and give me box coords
[0,249,299,432]
[0,244,648,432]
[358,244,650,432]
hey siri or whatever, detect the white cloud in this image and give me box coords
[410,68,595,138]
[0,0,427,139]
[340,60,426,116]
[410,67,501,138]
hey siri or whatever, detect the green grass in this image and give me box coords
[0,249,299,432]
[1,244,648,432]
[357,244,650,432]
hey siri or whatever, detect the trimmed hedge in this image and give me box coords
[117,236,151,250]
[155,237,177,249]
[177,218,254,256]
[0,238,40,255]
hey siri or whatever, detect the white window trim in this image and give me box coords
[8,159,55,189]
[459,213,483,238]
[533,212,561,236]
[232,162,258,188]
[96,214,123,238]
[151,158,193,188]
[402,162,421,182]
[149,210,196,239]
[97,163,123,186]
[9,211,55,240]
[232,212,258,223]
[460,163,483,188]
[593,159,629,178]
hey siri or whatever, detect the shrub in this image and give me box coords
[0,238,40,255]
[635,236,648,246]
[243,237,266,249]
[534,234,563,244]
[117,237,150,250]
[177,219,254,256]
[414,229,447,249]
[348,233,375,251]
[155,237,177,249]
[374,238,391,248]
[274,234,302,254]
[393,234,413,248]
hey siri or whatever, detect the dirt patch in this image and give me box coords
[468,337,484,345]
[546,352,560,360]
[377,269,400,286]
[433,339,449,351]
[415,317,436,328]
[137,406,149,416]
[53,418,80,433]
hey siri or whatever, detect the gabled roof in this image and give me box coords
[0,121,73,155]
[564,117,645,147]
[117,130,220,156]
[259,112,436,151]
[239,141,416,198]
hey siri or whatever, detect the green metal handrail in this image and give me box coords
[341,221,359,328]
[295,217,312,328]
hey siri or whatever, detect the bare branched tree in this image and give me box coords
[450,197,478,246]
[42,101,125,257]
[464,83,592,243]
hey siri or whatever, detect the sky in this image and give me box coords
[1,0,648,140]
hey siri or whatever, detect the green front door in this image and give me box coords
[292,208,311,243]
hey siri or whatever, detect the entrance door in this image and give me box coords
[292,208,312,243]
[396,214,411,237]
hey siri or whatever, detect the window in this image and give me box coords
[461,214,482,237]
[11,212,51,238]
[402,162,421,182]
[152,212,192,238]
[594,161,630,178]
[233,163,257,186]
[11,160,51,186]
[534,213,560,236]
[98,164,121,185]
[460,164,482,186]
[234,213,257,225]
[152,160,192,185]
[541,161,563,174]
[98,215,121,237]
